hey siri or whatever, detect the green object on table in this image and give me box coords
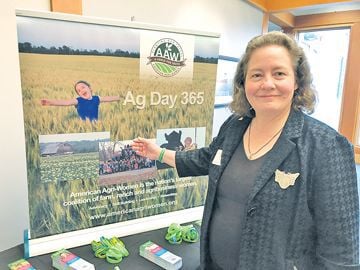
[91,236,129,264]
[165,223,199,244]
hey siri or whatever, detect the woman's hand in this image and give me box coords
[132,137,176,168]
[131,137,161,161]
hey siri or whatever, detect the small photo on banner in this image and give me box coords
[156,127,206,169]
[39,132,110,183]
[98,140,157,186]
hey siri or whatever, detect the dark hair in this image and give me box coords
[229,31,317,116]
[74,80,91,93]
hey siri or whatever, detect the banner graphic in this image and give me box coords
[16,12,220,241]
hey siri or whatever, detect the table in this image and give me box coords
[0,226,200,269]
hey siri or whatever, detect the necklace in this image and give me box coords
[247,121,283,160]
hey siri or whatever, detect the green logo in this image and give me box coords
[147,38,186,77]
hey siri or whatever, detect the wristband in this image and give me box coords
[181,225,199,243]
[165,223,183,244]
[92,236,129,264]
[158,148,166,163]
[165,223,199,245]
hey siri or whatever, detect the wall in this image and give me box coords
[0,0,263,252]
[0,0,30,253]
[82,0,262,58]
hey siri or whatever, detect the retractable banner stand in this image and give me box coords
[16,10,220,256]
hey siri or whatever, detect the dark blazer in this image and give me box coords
[176,109,359,269]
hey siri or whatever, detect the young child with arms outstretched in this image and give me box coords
[41,80,120,121]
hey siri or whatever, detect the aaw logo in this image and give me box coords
[147,38,186,77]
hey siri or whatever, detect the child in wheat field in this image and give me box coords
[41,80,120,121]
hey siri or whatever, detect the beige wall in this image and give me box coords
[82,0,263,57]
[15,0,50,11]
[0,0,29,252]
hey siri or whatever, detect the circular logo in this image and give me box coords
[147,38,186,77]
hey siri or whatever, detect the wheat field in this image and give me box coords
[20,53,217,237]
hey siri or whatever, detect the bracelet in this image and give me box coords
[158,148,166,163]
[92,236,129,264]
[165,223,183,244]
[165,223,199,244]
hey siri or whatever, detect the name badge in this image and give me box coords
[212,149,222,166]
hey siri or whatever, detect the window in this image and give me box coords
[298,28,350,131]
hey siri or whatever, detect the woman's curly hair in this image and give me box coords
[229,31,317,116]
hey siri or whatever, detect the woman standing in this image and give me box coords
[132,31,359,269]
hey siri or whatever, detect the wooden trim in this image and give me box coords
[50,0,82,15]
[270,12,295,28]
[245,0,267,11]
[246,0,355,13]
[338,23,360,143]
[295,10,360,28]
[356,92,360,146]
[267,0,354,13]
[262,12,270,33]
[292,24,352,32]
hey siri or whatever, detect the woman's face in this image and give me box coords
[244,45,297,117]
[75,82,92,100]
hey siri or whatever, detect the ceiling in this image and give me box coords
[289,1,360,16]
[267,1,360,31]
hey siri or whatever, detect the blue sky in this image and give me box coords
[16,16,140,52]
[16,15,219,58]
